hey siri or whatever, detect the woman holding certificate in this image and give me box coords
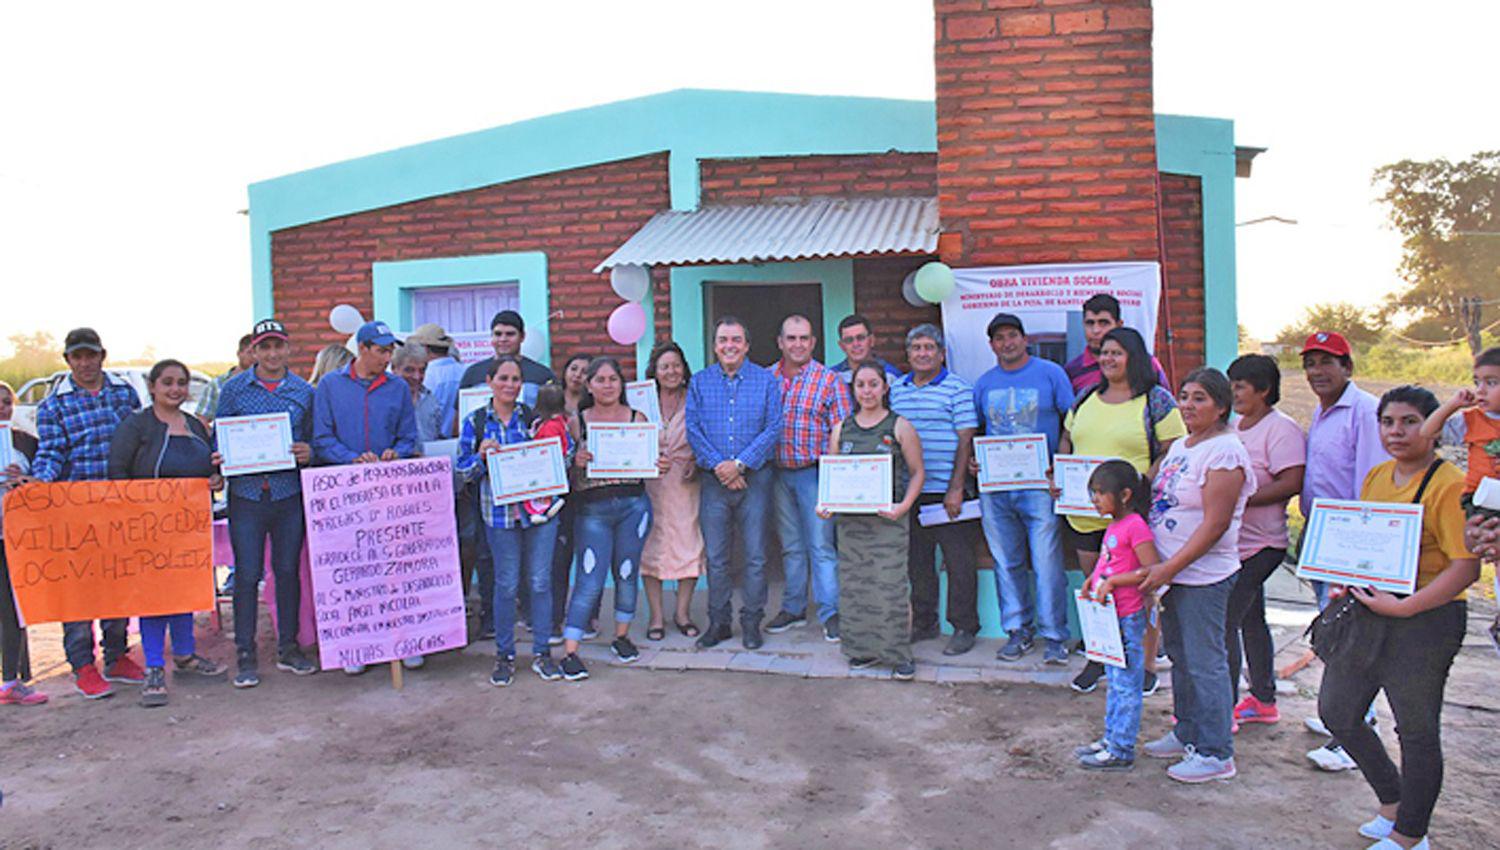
[1059,327,1185,694]
[559,356,670,681]
[108,360,229,706]
[1136,368,1254,784]
[819,362,924,680]
[456,357,565,687]
[1317,386,1477,850]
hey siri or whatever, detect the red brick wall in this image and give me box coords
[934,0,1161,267]
[699,153,938,203]
[270,152,671,374]
[1156,173,1206,387]
[853,256,942,370]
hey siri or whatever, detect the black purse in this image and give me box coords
[1306,459,1443,670]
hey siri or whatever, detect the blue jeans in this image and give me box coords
[1162,574,1238,760]
[140,614,195,667]
[1103,609,1148,759]
[63,619,129,672]
[227,493,306,657]
[774,466,838,623]
[564,493,652,641]
[699,468,771,627]
[980,489,1071,643]
[485,520,558,658]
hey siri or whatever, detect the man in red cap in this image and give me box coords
[1298,329,1389,772]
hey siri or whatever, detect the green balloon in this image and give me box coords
[914,262,955,303]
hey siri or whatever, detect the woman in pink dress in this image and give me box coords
[641,343,705,639]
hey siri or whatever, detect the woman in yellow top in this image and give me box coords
[1318,386,1478,850]
[1059,327,1186,692]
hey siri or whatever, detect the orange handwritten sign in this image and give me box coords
[2,479,214,624]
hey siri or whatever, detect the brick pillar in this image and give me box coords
[934,0,1160,267]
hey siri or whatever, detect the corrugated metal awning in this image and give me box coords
[594,195,939,272]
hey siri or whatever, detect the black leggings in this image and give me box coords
[0,548,25,681]
[1224,547,1284,704]
[1318,600,1466,839]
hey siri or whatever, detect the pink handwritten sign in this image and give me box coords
[301,458,467,670]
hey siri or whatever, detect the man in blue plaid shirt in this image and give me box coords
[30,328,144,700]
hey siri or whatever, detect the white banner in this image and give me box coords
[449,332,492,365]
[939,261,1161,383]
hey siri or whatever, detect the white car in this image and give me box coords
[11,368,213,437]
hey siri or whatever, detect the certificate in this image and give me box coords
[1295,499,1423,594]
[1053,454,1110,517]
[587,422,660,479]
[1075,590,1126,668]
[0,422,14,472]
[215,413,296,476]
[487,438,569,506]
[816,454,892,514]
[457,386,492,426]
[975,435,1049,492]
[625,379,661,426]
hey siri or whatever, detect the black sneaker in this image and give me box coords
[695,622,732,650]
[943,629,977,656]
[233,651,259,689]
[823,614,841,643]
[1142,670,1159,696]
[849,656,880,670]
[276,648,318,676]
[764,611,806,634]
[532,655,562,681]
[490,658,514,687]
[1071,660,1105,693]
[892,662,916,681]
[741,619,764,650]
[560,652,589,681]
[996,629,1035,662]
[611,636,641,663]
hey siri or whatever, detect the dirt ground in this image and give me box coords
[3,602,1498,850]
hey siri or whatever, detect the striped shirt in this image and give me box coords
[890,368,978,493]
[772,359,851,469]
[31,373,141,482]
[455,404,534,529]
[214,367,315,502]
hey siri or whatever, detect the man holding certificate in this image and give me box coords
[970,313,1076,665]
[686,316,782,651]
[214,319,317,686]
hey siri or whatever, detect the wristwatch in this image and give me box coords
[734,460,748,476]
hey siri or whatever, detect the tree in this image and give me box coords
[1373,151,1500,353]
[1274,302,1379,348]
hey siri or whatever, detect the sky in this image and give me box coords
[1,1,1495,361]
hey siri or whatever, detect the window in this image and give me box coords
[410,282,519,334]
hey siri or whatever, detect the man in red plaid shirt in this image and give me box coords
[766,315,853,642]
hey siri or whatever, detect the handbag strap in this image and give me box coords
[1411,458,1445,504]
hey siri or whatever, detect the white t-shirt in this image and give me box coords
[1148,430,1256,586]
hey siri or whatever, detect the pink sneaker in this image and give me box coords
[1234,694,1280,725]
[0,680,48,706]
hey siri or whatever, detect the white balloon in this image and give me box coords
[610,264,651,302]
[901,270,925,307]
[520,332,549,363]
[329,304,364,334]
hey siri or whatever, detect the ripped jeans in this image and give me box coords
[563,492,653,642]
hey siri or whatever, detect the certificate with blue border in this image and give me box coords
[975,434,1049,492]
[1295,498,1423,595]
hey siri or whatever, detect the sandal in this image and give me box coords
[675,620,700,638]
[173,654,227,678]
[646,626,666,641]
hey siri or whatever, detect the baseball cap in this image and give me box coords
[63,327,103,355]
[250,319,289,346]
[1301,330,1351,358]
[490,310,524,333]
[986,313,1026,338]
[356,321,399,347]
[406,322,454,351]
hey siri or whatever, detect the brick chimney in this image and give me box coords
[934,0,1161,267]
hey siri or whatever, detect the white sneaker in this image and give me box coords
[1307,740,1359,772]
[1304,715,1331,736]
[1143,730,1187,760]
[1358,814,1394,840]
[1366,838,1428,850]
[401,655,425,670]
[343,664,367,675]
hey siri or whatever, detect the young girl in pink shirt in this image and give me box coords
[1075,460,1161,771]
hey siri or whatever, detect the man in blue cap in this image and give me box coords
[311,320,422,673]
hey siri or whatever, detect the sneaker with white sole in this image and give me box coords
[1143,730,1187,760]
[1307,740,1359,772]
[1166,747,1236,783]
[1304,715,1331,736]
[1358,814,1394,840]
[1078,749,1134,771]
[823,615,840,643]
[1072,738,1108,760]
[1366,839,1428,850]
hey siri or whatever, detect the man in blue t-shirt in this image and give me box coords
[971,313,1076,665]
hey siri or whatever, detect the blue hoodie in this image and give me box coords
[312,364,419,465]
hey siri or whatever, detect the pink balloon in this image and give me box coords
[607,302,647,346]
